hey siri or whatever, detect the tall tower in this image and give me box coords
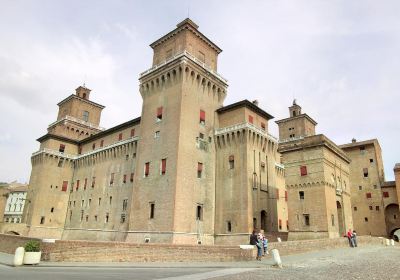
[24,86,105,238]
[276,100,317,141]
[127,19,228,244]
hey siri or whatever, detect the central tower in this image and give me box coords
[127,19,228,244]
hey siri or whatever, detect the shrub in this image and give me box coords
[24,240,41,252]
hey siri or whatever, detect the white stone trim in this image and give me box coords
[48,115,105,131]
[215,122,278,143]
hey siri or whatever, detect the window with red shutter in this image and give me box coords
[300,166,307,176]
[59,144,65,153]
[131,129,135,137]
[144,162,150,177]
[383,192,389,198]
[248,115,253,124]
[200,110,206,124]
[61,181,68,192]
[157,107,163,121]
[366,192,372,199]
[285,191,288,201]
[118,133,123,141]
[161,159,167,175]
[197,162,203,178]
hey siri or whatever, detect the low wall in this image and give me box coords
[0,234,388,263]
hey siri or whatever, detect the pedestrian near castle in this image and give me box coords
[352,230,358,247]
[249,230,262,260]
[347,229,355,247]
[262,236,269,255]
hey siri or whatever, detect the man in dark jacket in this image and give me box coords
[249,230,262,260]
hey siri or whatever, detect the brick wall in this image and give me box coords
[0,234,386,263]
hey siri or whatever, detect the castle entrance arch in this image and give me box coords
[336,201,345,236]
[385,204,400,239]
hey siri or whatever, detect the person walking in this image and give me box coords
[262,236,269,255]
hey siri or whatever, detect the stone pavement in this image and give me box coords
[0,245,396,269]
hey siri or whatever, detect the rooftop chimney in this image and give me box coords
[252,100,259,107]
[352,138,356,143]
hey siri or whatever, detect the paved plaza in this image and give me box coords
[0,245,398,279]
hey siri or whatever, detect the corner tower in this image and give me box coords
[128,19,228,244]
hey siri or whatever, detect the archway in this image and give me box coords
[385,204,400,238]
[261,210,267,232]
[336,201,345,236]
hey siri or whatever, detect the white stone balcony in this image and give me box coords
[215,122,278,143]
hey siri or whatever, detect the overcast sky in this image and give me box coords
[0,0,399,183]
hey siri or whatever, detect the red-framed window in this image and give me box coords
[300,166,307,176]
[59,144,65,153]
[383,192,389,198]
[144,162,150,177]
[161,159,167,175]
[366,192,372,199]
[200,110,206,124]
[248,115,254,124]
[76,180,80,190]
[157,106,163,120]
[61,181,68,192]
[118,133,123,141]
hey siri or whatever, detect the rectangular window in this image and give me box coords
[92,143,96,150]
[118,133,123,141]
[279,219,282,230]
[110,173,114,185]
[59,144,65,153]
[248,115,253,124]
[200,110,205,124]
[76,180,80,190]
[354,206,357,211]
[161,158,167,175]
[370,158,374,163]
[364,217,368,222]
[100,140,104,147]
[131,129,135,137]
[61,181,68,192]
[145,162,150,177]
[123,174,127,183]
[331,214,335,226]
[88,199,91,207]
[383,192,389,198]
[154,131,160,138]
[196,204,203,221]
[229,155,234,169]
[40,216,45,224]
[83,111,89,122]
[363,168,368,177]
[376,206,380,211]
[130,173,134,182]
[84,178,87,189]
[81,200,84,207]
[105,213,109,223]
[359,186,362,190]
[120,214,126,223]
[109,196,112,205]
[303,214,310,226]
[300,166,307,176]
[261,122,266,131]
[78,146,82,154]
[157,106,163,121]
[98,198,101,205]
[369,206,373,210]
[149,202,155,219]
[299,191,305,200]
[285,191,288,201]
[360,146,365,151]
[92,177,95,188]
[197,162,203,178]
[366,192,372,199]
[122,199,128,211]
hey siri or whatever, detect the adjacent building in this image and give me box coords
[276,101,353,240]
